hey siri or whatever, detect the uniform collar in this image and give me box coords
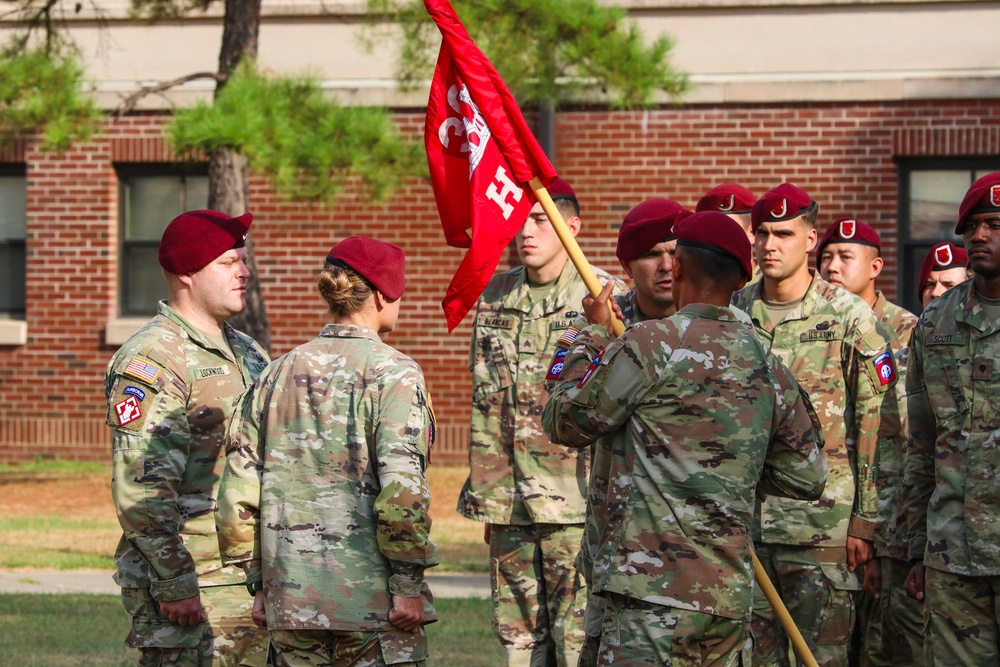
[677,302,740,321]
[319,322,383,343]
[157,300,238,361]
[953,279,1000,333]
[750,269,823,330]
[501,261,578,315]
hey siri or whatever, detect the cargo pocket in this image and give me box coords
[377,625,429,664]
[814,562,860,646]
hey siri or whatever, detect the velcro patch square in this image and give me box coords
[124,357,161,385]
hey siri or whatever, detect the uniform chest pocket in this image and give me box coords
[472,333,515,401]
[923,344,969,423]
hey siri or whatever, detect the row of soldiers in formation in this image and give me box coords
[104,172,1000,667]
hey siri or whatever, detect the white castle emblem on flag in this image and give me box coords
[438,83,492,178]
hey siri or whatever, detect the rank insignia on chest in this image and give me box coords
[577,348,604,388]
[873,352,897,386]
[546,349,568,380]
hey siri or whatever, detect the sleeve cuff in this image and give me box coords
[149,571,200,601]
[388,566,425,598]
[847,516,878,542]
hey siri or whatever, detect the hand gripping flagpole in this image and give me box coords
[532,176,819,667]
[529,177,625,337]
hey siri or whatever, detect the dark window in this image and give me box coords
[897,160,999,314]
[0,166,27,316]
[118,166,209,316]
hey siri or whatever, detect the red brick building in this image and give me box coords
[2,2,999,463]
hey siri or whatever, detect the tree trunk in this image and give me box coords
[208,0,271,351]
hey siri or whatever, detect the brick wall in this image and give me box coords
[2,99,1000,464]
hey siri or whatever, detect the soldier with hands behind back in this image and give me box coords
[105,209,271,667]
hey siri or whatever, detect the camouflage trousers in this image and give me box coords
[269,627,428,667]
[577,592,607,667]
[489,523,587,667]
[121,583,269,667]
[857,557,924,667]
[751,544,859,667]
[595,592,751,667]
[923,566,1000,667]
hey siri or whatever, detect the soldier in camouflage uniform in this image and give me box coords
[542,210,828,666]
[817,218,922,666]
[903,172,1000,667]
[105,210,270,667]
[217,236,438,667]
[540,197,691,667]
[917,241,970,309]
[458,177,625,667]
[732,184,901,667]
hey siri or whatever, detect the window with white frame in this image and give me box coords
[0,166,27,317]
[117,166,209,316]
[897,160,1000,314]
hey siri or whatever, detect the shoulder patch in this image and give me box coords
[123,357,161,385]
[872,352,897,386]
[546,348,568,380]
[577,348,605,388]
[557,327,581,347]
[107,377,156,433]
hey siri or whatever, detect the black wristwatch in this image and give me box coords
[246,579,262,597]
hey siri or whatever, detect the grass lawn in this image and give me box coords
[0,461,489,573]
[0,594,504,666]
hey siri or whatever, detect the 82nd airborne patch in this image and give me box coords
[873,352,897,386]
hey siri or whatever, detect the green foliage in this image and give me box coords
[129,0,216,21]
[0,43,102,151]
[366,0,688,109]
[168,63,426,203]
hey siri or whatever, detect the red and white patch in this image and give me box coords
[719,194,735,212]
[839,219,856,239]
[770,198,788,219]
[576,348,604,388]
[874,352,897,386]
[991,184,1000,207]
[115,395,143,426]
[934,244,954,267]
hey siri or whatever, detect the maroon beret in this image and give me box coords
[696,184,757,214]
[918,242,968,300]
[674,210,753,280]
[751,183,814,231]
[158,209,253,275]
[548,177,578,206]
[956,171,1000,234]
[616,199,691,263]
[326,236,406,300]
[817,218,881,263]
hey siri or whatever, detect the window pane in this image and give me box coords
[908,171,969,241]
[0,245,26,313]
[0,176,27,240]
[123,246,165,314]
[126,177,183,241]
[120,172,209,316]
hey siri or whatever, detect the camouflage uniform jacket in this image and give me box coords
[732,271,899,547]
[104,301,270,600]
[542,288,648,586]
[541,303,828,619]
[904,280,1000,575]
[871,292,918,562]
[217,323,438,631]
[457,261,625,525]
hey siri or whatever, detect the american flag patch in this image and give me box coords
[557,327,581,347]
[124,357,161,384]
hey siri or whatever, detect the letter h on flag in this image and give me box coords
[424,0,558,332]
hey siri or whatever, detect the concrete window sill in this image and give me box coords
[0,319,27,346]
[105,318,149,346]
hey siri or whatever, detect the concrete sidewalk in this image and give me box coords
[0,569,489,599]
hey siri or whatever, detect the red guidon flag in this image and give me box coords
[424,0,558,332]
